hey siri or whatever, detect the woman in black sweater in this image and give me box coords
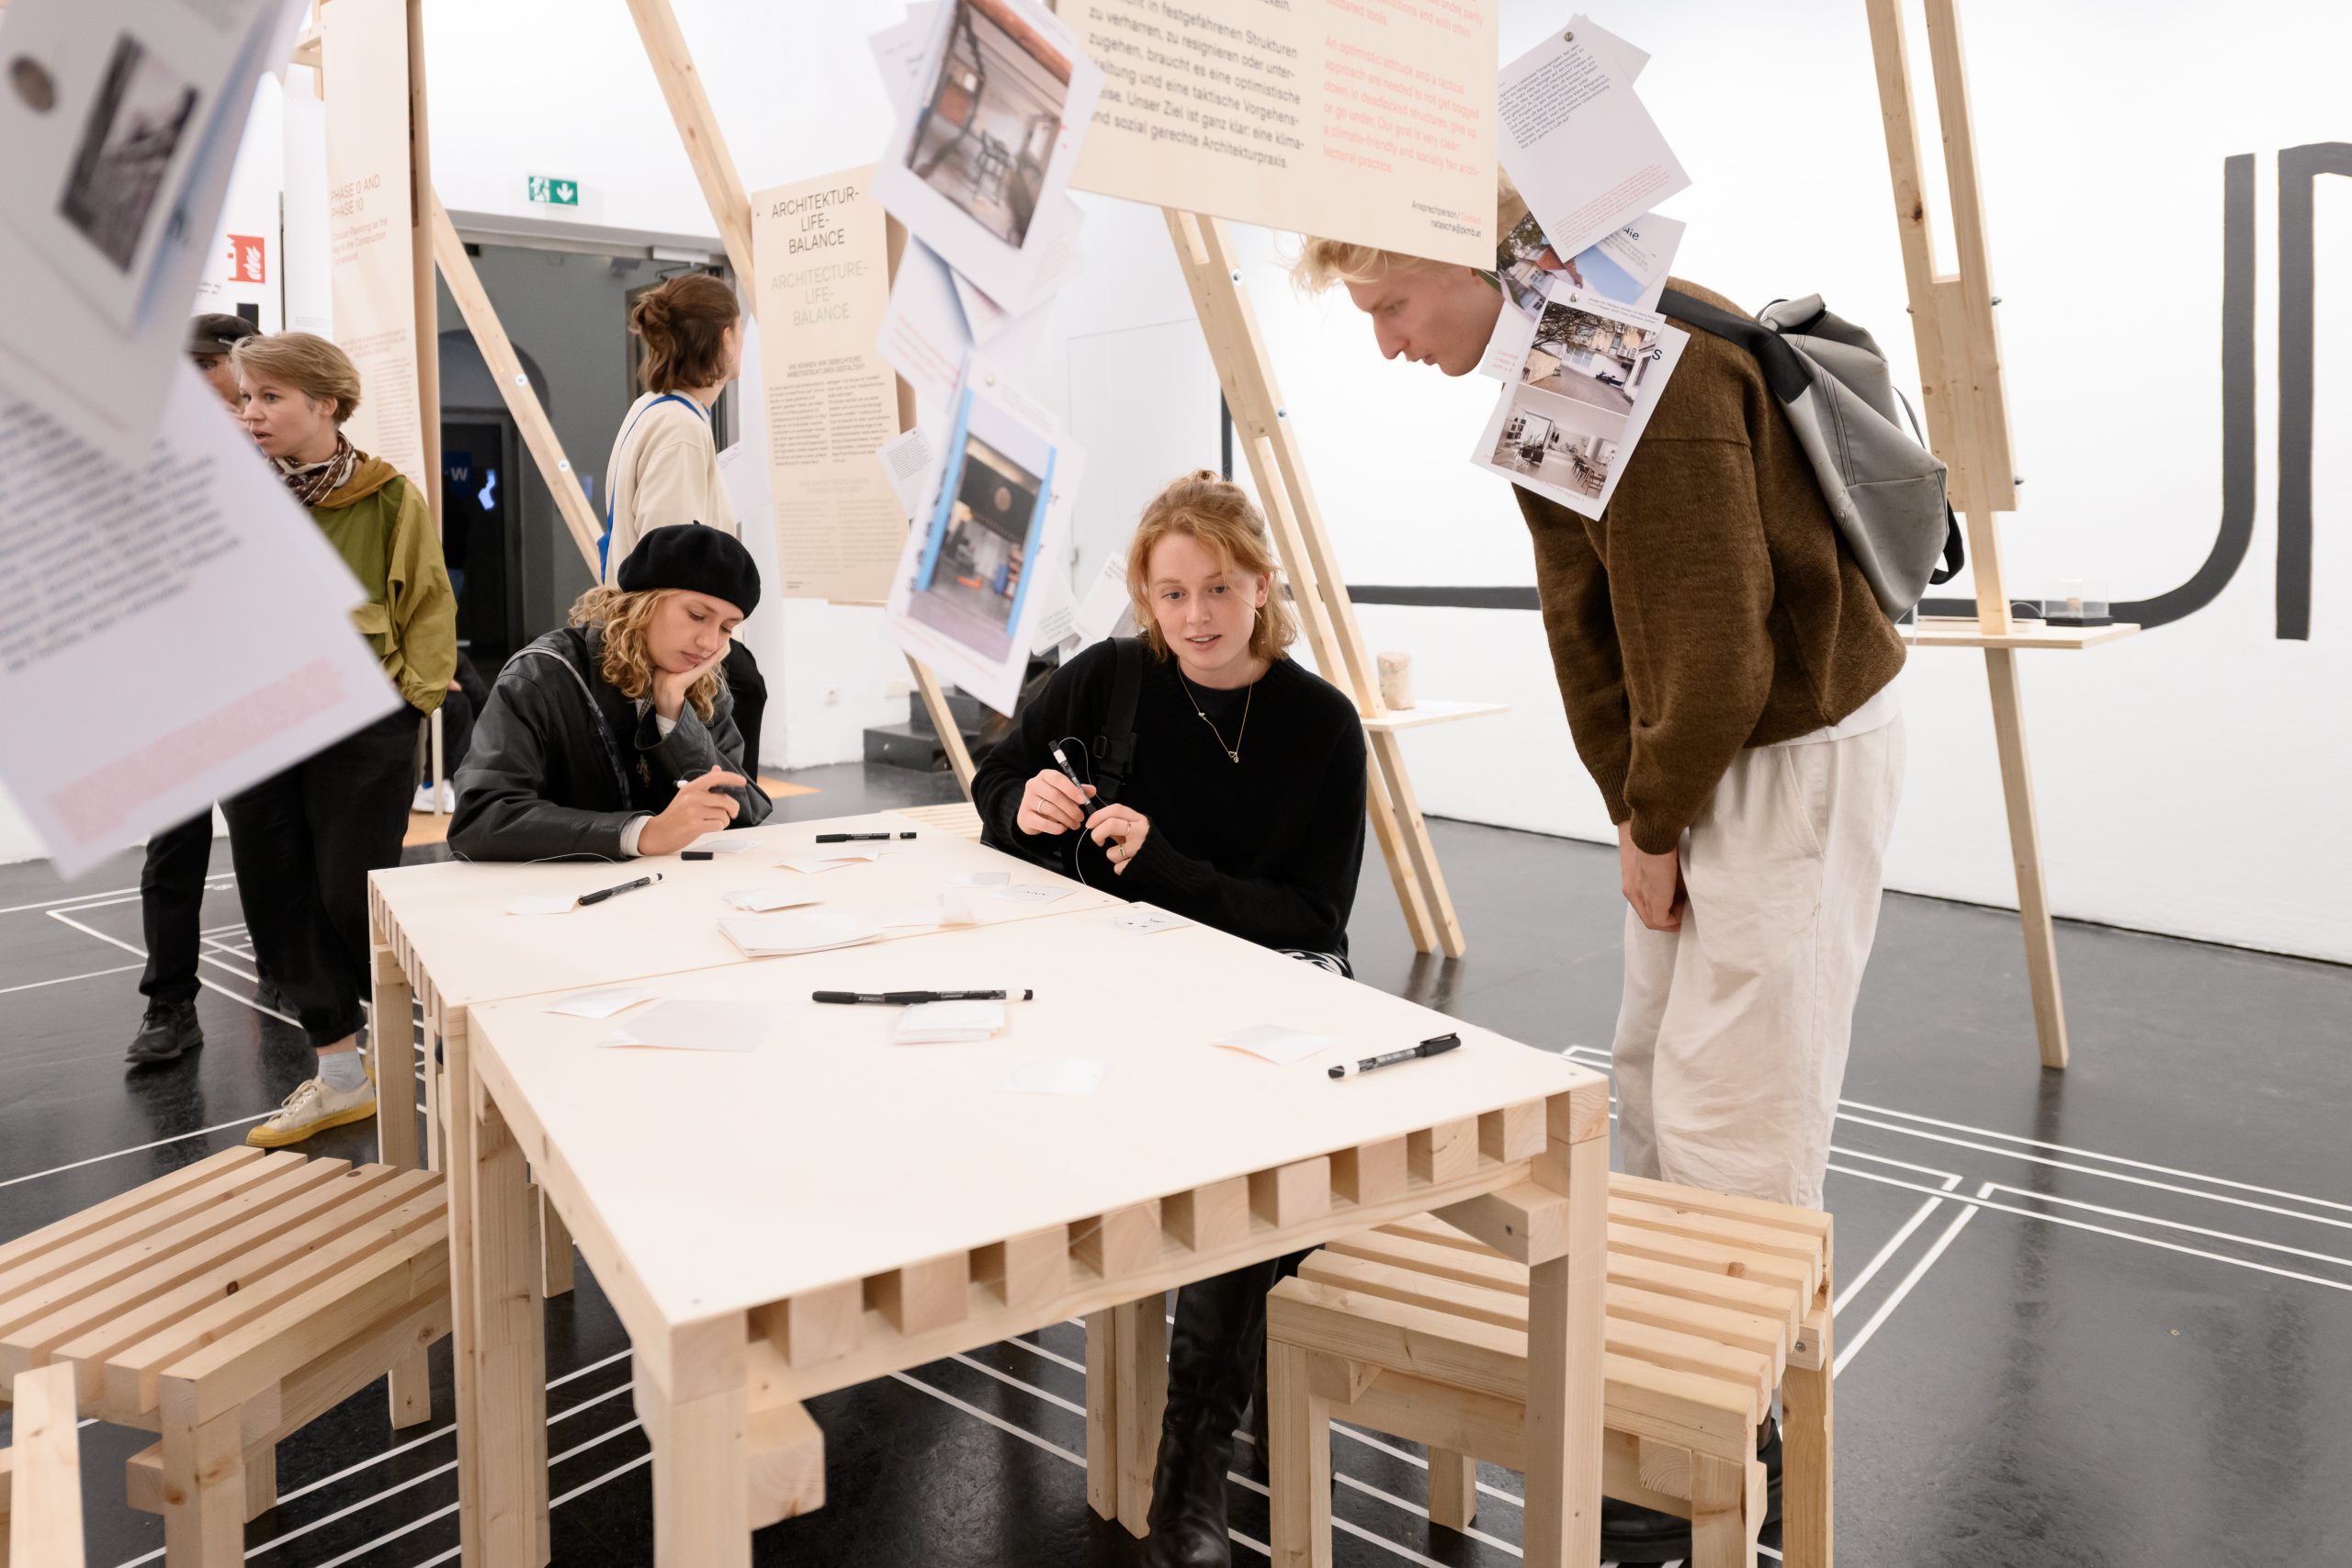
[973,470,1365,1568]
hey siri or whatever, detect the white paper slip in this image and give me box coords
[719,911,884,957]
[812,847,887,863]
[1001,1056,1108,1097]
[687,834,760,855]
[994,885,1071,907]
[778,855,865,876]
[895,998,1007,1045]
[504,895,575,917]
[1112,906,1190,936]
[1496,28,1689,262]
[543,986,656,1020]
[1214,1024,1340,1066]
[946,872,1012,887]
[723,887,823,914]
[599,999,781,1053]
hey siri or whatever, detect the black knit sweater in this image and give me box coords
[974,639,1367,957]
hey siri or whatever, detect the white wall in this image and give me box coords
[17,0,2341,971]
[1227,0,2352,964]
[414,0,2352,963]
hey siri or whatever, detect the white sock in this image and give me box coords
[320,1050,368,1091]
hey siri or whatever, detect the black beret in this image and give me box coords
[616,525,762,618]
[187,312,259,355]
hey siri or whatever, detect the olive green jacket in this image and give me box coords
[313,455,458,713]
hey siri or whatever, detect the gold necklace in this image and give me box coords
[1179,670,1252,762]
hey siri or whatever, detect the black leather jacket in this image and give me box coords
[447,626,769,862]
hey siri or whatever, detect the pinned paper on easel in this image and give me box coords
[872,0,1102,316]
[1484,211,1684,377]
[884,363,1084,716]
[1473,288,1687,521]
[1496,25,1688,264]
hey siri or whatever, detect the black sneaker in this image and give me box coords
[126,999,204,1066]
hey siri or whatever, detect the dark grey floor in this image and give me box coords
[4,761,2347,1567]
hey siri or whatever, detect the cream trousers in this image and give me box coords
[1611,716,1906,1211]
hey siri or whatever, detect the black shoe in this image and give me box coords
[1600,1418,1780,1562]
[1143,1265,1281,1568]
[126,999,203,1066]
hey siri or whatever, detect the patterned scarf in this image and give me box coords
[277,434,360,508]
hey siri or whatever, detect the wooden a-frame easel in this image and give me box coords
[1860,0,2140,1070]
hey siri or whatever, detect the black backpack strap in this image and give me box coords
[1090,637,1145,805]
[1657,288,1814,403]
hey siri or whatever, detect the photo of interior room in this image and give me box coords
[906,0,1069,250]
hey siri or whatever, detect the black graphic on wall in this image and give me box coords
[1351,148,2343,640]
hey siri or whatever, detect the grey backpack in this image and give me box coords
[1660,288,1962,616]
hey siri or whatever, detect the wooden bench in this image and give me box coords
[0,1146,450,1567]
[1265,1171,1833,1568]
[1,1363,87,1568]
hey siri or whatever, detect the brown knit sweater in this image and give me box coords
[1515,278,1905,854]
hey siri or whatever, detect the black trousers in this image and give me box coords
[723,639,767,776]
[137,811,216,1008]
[422,650,491,785]
[222,704,420,1049]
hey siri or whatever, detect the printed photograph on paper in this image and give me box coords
[1521,295,1668,412]
[905,0,1072,251]
[1484,385,1626,502]
[58,33,199,273]
[908,393,1054,662]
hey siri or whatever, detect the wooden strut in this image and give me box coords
[1860,0,2143,1069]
[1162,210,1464,956]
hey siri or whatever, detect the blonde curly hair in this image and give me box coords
[1126,470,1297,664]
[568,586,725,721]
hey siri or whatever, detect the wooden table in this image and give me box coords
[374,814,1611,1567]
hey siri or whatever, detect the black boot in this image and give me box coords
[126,999,203,1066]
[1142,1262,1279,1568]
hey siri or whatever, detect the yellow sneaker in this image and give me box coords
[245,1074,378,1147]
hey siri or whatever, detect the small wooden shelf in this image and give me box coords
[1362,699,1509,732]
[1899,617,2140,651]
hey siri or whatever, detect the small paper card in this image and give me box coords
[723,887,822,913]
[1001,1056,1108,1097]
[1214,1024,1339,1066]
[687,834,760,854]
[895,998,1006,1045]
[543,986,657,1020]
[778,855,865,875]
[946,871,1012,887]
[719,910,884,957]
[994,885,1072,907]
[939,887,980,928]
[504,895,576,917]
[1112,906,1189,935]
[599,999,781,1052]
[812,847,886,863]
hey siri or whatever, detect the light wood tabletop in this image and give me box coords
[379,813,1611,1568]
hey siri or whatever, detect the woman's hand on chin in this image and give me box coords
[650,645,729,723]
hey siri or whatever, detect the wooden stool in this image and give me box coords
[1265,1171,1833,1568]
[2,1362,88,1568]
[0,1147,450,1567]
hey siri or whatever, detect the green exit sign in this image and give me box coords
[526,175,580,207]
